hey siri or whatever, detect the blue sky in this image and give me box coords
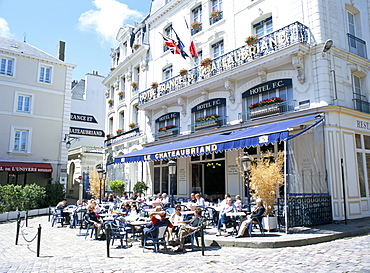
[0,0,152,80]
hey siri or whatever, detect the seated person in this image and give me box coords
[131,192,138,200]
[195,193,206,207]
[236,198,265,238]
[216,198,236,236]
[161,193,170,207]
[220,193,231,207]
[107,193,115,202]
[155,193,162,202]
[172,207,203,252]
[136,193,144,202]
[189,193,196,203]
[86,204,103,238]
[56,200,71,224]
[141,208,173,246]
[168,205,184,239]
[234,195,243,212]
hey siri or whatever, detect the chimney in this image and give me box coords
[56,41,65,61]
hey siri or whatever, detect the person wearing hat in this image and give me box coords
[235,198,265,238]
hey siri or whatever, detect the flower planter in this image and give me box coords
[247,40,258,46]
[250,104,282,119]
[263,216,278,231]
[195,119,220,130]
[158,130,178,138]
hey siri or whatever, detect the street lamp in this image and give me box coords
[97,167,104,204]
[241,152,252,212]
[168,160,176,208]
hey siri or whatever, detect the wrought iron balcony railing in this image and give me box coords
[238,100,296,122]
[353,96,370,114]
[154,127,180,140]
[347,33,367,59]
[209,11,223,25]
[188,116,228,133]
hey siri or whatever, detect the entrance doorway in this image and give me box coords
[191,159,225,202]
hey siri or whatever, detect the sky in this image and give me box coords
[0,0,152,80]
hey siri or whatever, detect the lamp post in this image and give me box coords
[241,152,252,212]
[168,160,176,208]
[97,167,104,204]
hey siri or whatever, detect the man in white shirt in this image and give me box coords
[216,198,236,236]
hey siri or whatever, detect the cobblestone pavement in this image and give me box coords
[1,216,370,273]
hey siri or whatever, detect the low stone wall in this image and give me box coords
[0,208,49,222]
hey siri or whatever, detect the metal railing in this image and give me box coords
[154,127,180,140]
[347,33,367,59]
[188,116,228,133]
[191,24,202,35]
[238,100,296,122]
[209,11,223,25]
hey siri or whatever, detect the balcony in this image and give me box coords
[139,22,310,106]
[189,116,228,133]
[238,100,296,122]
[347,33,367,59]
[209,11,223,25]
[191,24,202,36]
[104,127,140,147]
[353,93,370,114]
[155,127,180,140]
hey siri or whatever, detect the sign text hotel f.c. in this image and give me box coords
[138,22,309,105]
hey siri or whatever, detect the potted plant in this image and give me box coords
[158,125,177,132]
[210,10,222,18]
[110,67,115,71]
[133,181,149,194]
[195,114,220,122]
[191,21,201,30]
[245,35,259,45]
[131,82,138,88]
[108,99,113,105]
[179,69,188,76]
[151,82,158,89]
[133,44,141,50]
[118,91,124,97]
[106,134,112,139]
[249,151,284,230]
[200,58,212,67]
[109,180,126,195]
[129,122,136,129]
[116,129,122,134]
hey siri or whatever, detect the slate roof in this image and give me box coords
[0,36,65,64]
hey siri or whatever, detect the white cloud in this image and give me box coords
[78,0,142,45]
[0,17,11,37]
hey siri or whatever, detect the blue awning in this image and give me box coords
[114,115,322,163]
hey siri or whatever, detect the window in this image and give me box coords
[346,8,367,58]
[133,104,139,125]
[212,0,222,12]
[163,65,173,80]
[17,94,31,113]
[154,160,177,195]
[12,128,30,153]
[119,111,125,130]
[352,74,367,112]
[210,0,223,24]
[194,51,202,66]
[212,40,224,58]
[156,112,180,134]
[39,64,52,83]
[0,56,14,76]
[356,134,370,198]
[254,16,273,37]
[191,5,202,35]
[164,25,173,52]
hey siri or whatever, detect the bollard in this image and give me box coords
[105,225,111,258]
[25,211,28,227]
[201,225,205,256]
[15,217,20,245]
[17,211,20,221]
[37,224,41,257]
[48,206,51,222]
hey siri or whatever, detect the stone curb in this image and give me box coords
[203,227,370,248]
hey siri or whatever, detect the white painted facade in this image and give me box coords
[0,37,75,188]
[103,0,370,222]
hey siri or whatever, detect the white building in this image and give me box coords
[67,71,106,201]
[0,37,75,188]
[103,0,370,226]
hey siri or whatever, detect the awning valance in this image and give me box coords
[115,115,322,163]
[0,162,53,173]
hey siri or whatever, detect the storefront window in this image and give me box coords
[355,134,362,148]
[357,153,366,197]
[153,160,177,195]
[364,135,370,149]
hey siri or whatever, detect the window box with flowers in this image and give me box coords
[249,97,284,119]
[179,69,188,76]
[133,44,141,50]
[106,134,112,139]
[108,99,113,106]
[118,91,124,99]
[129,123,136,129]
[110,67,115,71]
[210,10,222,18]
[116,129,123,135]
[200,58,212,67]
[245,35,259,46]
[151,82,158,89]
[158,125,178,138]
[195,114,221,130]
[131,82,138,88]
[191,21,201,30]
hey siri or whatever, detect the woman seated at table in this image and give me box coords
[234,195,243,212]
[168,205,184,240]
[236,198,265,238]
[86,204,103,238]
[56,200,71,224]
[195,193,206,207]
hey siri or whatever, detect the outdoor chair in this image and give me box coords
[142,221,169,253]
[165,207,175,217]
[202,207,218,227]
[51,207,65,227]
[84,215,98,240]
[71,209,86,229]
[248,215,265,237]
[106,220,129,248]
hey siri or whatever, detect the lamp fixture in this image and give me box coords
[322,39,333,53]
[64,134,80,149]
